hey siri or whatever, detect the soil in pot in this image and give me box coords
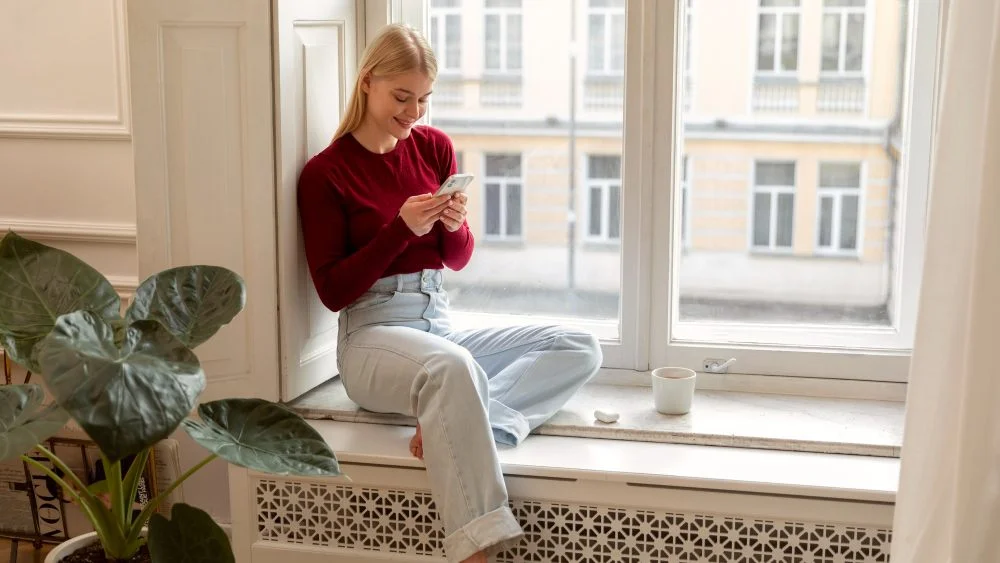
[61,542,151,563]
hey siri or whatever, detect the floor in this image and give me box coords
[1,539,52,563]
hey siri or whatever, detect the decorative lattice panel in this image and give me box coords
[255,479,891,562]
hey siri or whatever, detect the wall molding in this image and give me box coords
[0,0,130,141]
[0,218,137,244]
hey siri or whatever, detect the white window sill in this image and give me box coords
[291,380,903,457]
[309,419,898,504]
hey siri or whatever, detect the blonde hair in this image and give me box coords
[332,24,437,142]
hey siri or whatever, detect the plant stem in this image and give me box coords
[126,453,218,544]
[32,445,98,506]
[122,448,150,528]
[20,455,115,547]
[103,453,127,532]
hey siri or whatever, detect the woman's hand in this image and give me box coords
[439,193,468,233]
[400,194,451,236]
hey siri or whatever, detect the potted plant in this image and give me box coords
[0,232,343,562]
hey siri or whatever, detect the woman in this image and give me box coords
[297,24,602,563]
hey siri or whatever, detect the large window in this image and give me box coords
[587,0,625,75]
[483,153,524,241]
[586,155,622,242]
[398,0,936,384]
[816,162,862,255]
[484,0,522,74]
[429,0,462,73]
[756,0,801,74]
[750,161,796,252]
[822,0,866,75]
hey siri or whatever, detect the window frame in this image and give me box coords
[585,154,623,243]
[384,0,941,385]
[483,0,523,76]
[586,0,626,77]
[429,1,462,74]
[481,152,526,242]
[820,0,869,78]
[749,160,797,254]
[754,0,802,76]
[815,161,865,257]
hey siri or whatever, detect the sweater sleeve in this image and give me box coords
[434,129,476,271]
[297,161,416,312]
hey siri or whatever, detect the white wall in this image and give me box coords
[0,0,232,524]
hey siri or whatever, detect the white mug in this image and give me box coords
[651,367,697,415]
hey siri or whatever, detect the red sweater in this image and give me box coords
[297,126,474,312]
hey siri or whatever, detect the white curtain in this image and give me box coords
[891,1,1000,562]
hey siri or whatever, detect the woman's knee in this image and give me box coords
[423,347,488,394]
[555,329,603,375]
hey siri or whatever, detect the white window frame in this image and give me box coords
[587,0,626,77]
[483,0,522,76]
[820,0,868,78]
[386,0,940,385]
[755,0,801,76]
[815,161,865,257]
[748,160,796,254]
[585,155,622,243]
[429,0,462,74]
[482,153,525,242]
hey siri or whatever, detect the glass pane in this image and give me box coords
[776,193,794,247]
[589,187,602,236]
[588,15,605,72]
[428,0,624,329]
[761,0,800,6]
[781,14,799,71]
[608,184,621,239]
[840,194,859,250]
[485,184,501,236]
[589,155,621,179]
[610,14,626,72]
[446,15,461,70]
[824,0,865,6]
[430,17,440,54]
[820,162,861,188]
[753,192,772,247]
[506,183,522,236]
[821,14,841,71]
[757,14,776,71]
[675,0,914,331]
[507,14,523,71]
[845,14,865,71]
[819,197,834,247]
[755,161,795,185]
[484,15,500,70]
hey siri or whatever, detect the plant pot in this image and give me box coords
[46,531,149,563]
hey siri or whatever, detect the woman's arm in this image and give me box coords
[298,162,415,312]
[435,131,476,271]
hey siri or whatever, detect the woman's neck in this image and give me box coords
[351,118,398,154]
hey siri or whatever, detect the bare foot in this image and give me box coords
[409,424,423,460]
[460,551,487,563]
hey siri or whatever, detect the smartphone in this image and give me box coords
[435,173,475,197]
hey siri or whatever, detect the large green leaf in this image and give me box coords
[126,266,245,349]
[148,503,235,563]
[36,311,205,461]
[0,384,69,461]
[182,399,341,477]
[0,232,121,372]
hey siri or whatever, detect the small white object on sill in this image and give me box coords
[594,409,620,423]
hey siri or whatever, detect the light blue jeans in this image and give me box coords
[336,269,602,562]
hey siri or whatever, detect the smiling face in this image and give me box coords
[361,70,434,142]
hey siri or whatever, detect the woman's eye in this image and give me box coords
[395,96,407,103]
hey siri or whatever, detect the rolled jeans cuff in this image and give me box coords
[443,505,523,562]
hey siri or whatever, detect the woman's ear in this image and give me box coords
[360,73,372,95]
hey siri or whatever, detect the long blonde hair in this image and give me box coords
[332,24,438,142]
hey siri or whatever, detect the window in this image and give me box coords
[750,161,795,251]
[822,0,866,74]
[455,151,464,173]
[484,0,522,75]
[756,0,800,74]
[396,0,936,383]
[483,153,523,240]
[586,155,622,242]
[429,0,462,73]
[587,0,625,75]
[816,162,862,254]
